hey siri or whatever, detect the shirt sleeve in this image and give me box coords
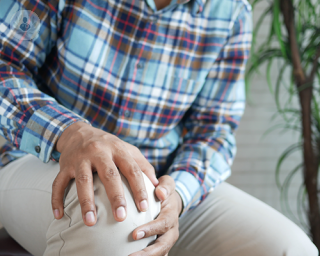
[168,4,253,217]
[0,0,90,163]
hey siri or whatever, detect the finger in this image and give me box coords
[129,227,178,256]
[132,208,174,240]
[52,170,71,219]
[123,141,159,186]
[113,144,149,212]
[155,175,175,202]
[133,154,158,186]
[75,161,96,226]
[93,155,127,222]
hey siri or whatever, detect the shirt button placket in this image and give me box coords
[149,16,158,23]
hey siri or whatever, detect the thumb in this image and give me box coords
[155,175,175,202]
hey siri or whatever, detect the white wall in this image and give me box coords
[227,0,308,233]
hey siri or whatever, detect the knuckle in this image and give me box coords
[113,140,125,150]
[88,141,102,151]
[51,197,61,206]
[102,168,120,182]
[76,174,92,185]
[128,163,141,178]
[162,218,171,232]
[113,141,127,156]
[80,198,93,208]
[112,194,125,205]
[101,133,110,141]
[148,225,157,235]
[160,175,175,186]
[136,188,147,199]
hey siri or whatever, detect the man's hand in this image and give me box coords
[51,121,159,226]
[130,175,182,256]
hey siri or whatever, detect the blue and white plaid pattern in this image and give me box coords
[0,0,252,216]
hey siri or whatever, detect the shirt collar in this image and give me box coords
[177,0,207,13]
[146,0,206,14]
[194,0,206,13]
[178,0,207,13]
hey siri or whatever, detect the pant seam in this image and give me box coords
[58,232,66,256]
[46,193,82,255]
[45,207,72,256]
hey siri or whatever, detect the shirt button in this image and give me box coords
[149,16,158,22]
[35,145,41,153]
[137,62,144,69]
[124,110,131,117]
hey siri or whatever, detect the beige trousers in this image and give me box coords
[0,154,318,256]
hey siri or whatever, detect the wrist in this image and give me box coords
[55,121,91,153]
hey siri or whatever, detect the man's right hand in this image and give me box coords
[51,121,159,226]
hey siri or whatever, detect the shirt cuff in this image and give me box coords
[20,103,91,163]
[170,171,202,218]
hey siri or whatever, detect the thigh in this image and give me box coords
[170,182,318,256]
[0,154,161,256]
[0,154,60,256]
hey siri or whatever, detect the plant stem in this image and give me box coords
[280,0,320,249]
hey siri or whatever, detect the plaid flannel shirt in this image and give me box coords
[0,0,252,216]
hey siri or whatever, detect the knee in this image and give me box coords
[283,229,318,256]
[261,222,319,256]
[75,172,161,254]
[46,171,161,256]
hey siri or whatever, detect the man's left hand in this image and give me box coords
[129,175,182,256]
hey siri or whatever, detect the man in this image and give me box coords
[0,0,318,255]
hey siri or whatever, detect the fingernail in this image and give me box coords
[136,231,145,240]
[86,211,95,224]
[160,187,167,198]
[140,200,148,212]
[53,209,60,219]
[116,206,126,219]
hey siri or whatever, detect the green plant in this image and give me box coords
[246,0,320,249]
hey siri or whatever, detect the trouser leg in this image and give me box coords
[0,154,160,256]
[0,154,56,256]
[170,182,319,256]
[1,153,318,256]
